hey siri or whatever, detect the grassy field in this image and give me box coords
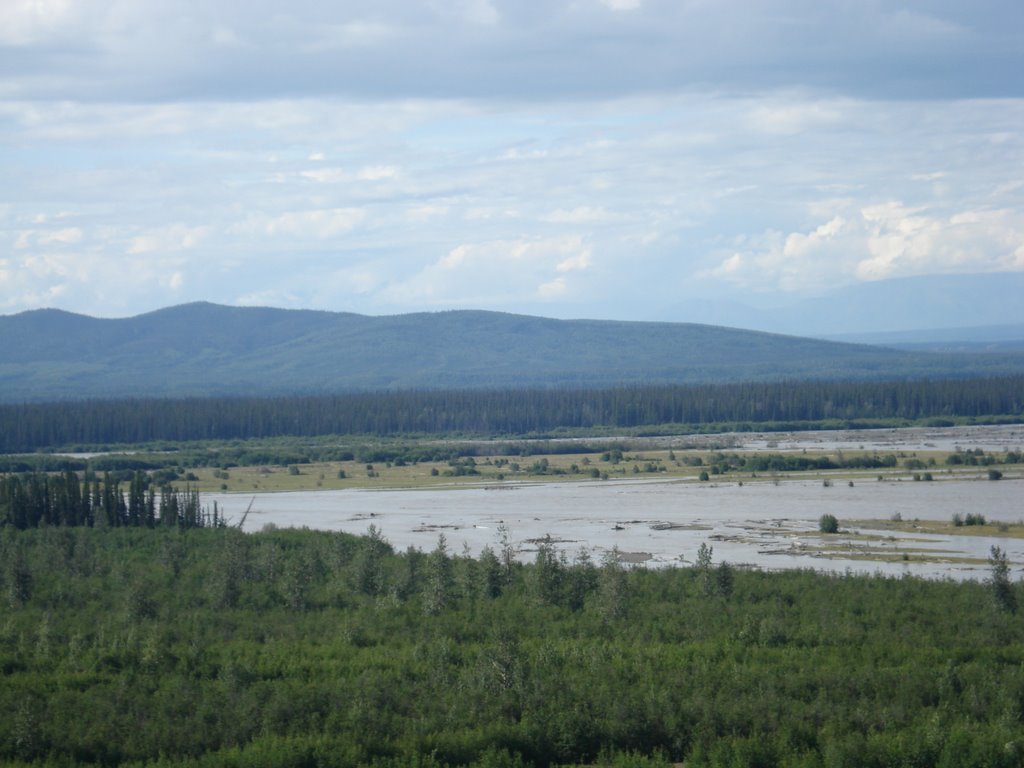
[170,445,1021,494]
[848,517,1024,539]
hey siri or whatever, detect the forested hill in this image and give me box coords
[3,302,1024,401]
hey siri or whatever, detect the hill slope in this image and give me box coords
[2,303,1023,401]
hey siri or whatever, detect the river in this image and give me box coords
[206,472,1022,581]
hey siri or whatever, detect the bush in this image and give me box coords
[819,514,839,534]
[987,469,1003,481]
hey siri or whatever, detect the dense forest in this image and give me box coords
[1,525,1023,767]
[2,376,1022,453]
[0,470,217,530]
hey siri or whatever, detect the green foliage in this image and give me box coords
[958,512,988,526]
[989,546,1017,613]
[2,526,1024,767]
[714,561,734,598]
[819,514,840,534]
[0,471,219,530]
[696,542,715,596]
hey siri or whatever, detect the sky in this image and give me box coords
[1,0,1023,322]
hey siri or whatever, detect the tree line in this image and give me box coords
[0,470,219,530]
[2,375,1022,452]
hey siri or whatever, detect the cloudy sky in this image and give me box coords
[2,0,1022,321]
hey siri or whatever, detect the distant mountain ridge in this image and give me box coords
[670,272,1024,337]
[2,302,1023,402]
[827,324,1024,353]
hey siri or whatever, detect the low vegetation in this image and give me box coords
[2,442,1020,499]
[818,513,840,534]
[851,516,1024,540]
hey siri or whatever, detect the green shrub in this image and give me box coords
[819,514,839,534]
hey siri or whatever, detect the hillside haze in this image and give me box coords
[2,302,1024,401]
[671,272,1024,337]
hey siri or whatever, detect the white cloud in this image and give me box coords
[0,245,202,315]
[856,204,1024,281]
[305,21,400,51]
[440,245,471,270]
[300,167,348,183]
[0,1,1020,105]
[746,102,846,135]
[464,0,499,26]
[541,207,611,224]
[14,226,83,249]
[331,267,383,296]
[384,235,593,307]
[430,0,499,27]
[498,147,549,161]
[356,165,399,181]
[708,253,743,277]
[236,209,365,239]
[24,253,71,279]
[537,277,567,298]
[556,251,592,272]
[877,9,966,44]
[1,36,1022,324]
[464,207,520,220]
[210,25,244,48]
[41,227,83,245]
[127,224,208,255]
[599,0,641,10]
[783,216,846,260]
[235,289,302,308]
[0,0,78,46]
[701,202,1024,292]
[407,205,450,222]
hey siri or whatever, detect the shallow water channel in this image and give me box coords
[208,474,1023,581]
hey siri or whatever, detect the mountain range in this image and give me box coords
[2,302,1023,402]
[669,272,1024,337]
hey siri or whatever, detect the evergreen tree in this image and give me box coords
[989,545,1016,613]
[423,534,454,615]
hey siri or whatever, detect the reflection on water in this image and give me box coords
[207,476,1023,581]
